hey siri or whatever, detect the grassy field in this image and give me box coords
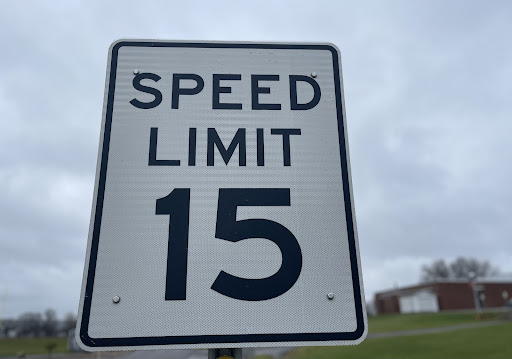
[0,337,67,357]
[368,311,501,333]
[0,312,509,357]
[286,320,512,359]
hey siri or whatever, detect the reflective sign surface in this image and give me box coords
[77,40,367,350]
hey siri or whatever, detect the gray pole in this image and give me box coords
[208,349,243,359]
[469,272,481,320]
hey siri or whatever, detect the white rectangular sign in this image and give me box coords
[77,40,367,351]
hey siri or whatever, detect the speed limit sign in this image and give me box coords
[76,40,367,351]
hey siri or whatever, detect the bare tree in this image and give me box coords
[63,312,77,332]
[421,259,450,282]
[449,257,499,279]
[42,309,58,337]
[421,257,499,282]
[18,312,43,337]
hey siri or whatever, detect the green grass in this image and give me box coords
[368,311,501,333]
[0,337,67,357]
[286,321,512,359]
[0,313,507,357]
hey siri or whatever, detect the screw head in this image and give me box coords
[112,295,121,304]
[133,69,140,75]
[327,293,334,300]
[311,72,317,78]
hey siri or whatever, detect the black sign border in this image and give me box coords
[79,41,365,348]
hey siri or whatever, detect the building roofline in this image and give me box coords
[375,277,512,298]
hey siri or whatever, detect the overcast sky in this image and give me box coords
[1,0,511,319]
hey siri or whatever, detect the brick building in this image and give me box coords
[375,278,512,314]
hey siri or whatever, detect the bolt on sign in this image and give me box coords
[76,40,367,351]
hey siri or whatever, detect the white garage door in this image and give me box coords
[399,290,439,313]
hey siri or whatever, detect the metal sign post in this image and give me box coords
[76,40,366,352]
[208,348,243,359]
[469,272,482,320]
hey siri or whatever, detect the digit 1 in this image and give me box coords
[156,188,190,300]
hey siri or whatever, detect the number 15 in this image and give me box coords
[156,188,303,301]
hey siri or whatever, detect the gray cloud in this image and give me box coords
[0,0,511,317]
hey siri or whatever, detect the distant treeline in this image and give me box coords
[0,309,76,338]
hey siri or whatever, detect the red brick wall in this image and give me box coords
[375,294,400,314]
[375,281,512,314]
[478,283,512,308]
[436,282,512,310]
[436,283,474,310]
